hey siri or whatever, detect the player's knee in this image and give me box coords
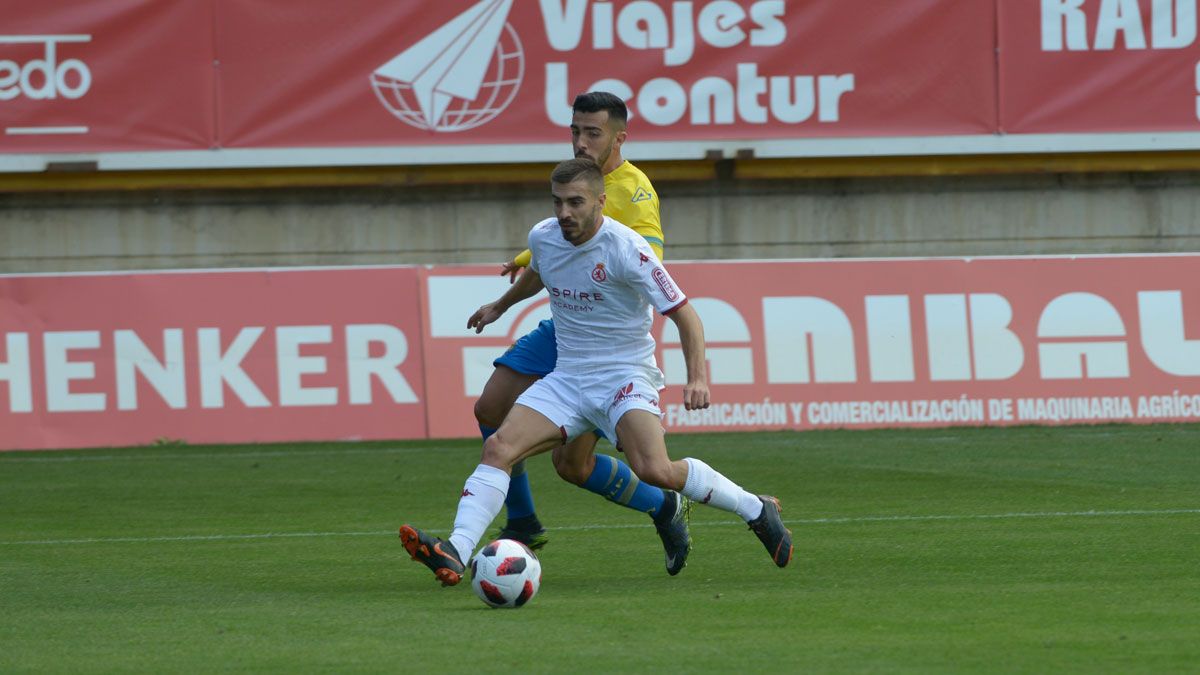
[481,434,519,469]
[551,448,590,486]
[473,396,501,428]
[627,457,678,491]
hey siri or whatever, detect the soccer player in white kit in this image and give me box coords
[400,158,792,587]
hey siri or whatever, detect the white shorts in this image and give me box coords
[514,365,666,445]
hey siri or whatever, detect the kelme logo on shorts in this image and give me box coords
[370,0,524,133]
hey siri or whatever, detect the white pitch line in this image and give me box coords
[0,531,389,546]
[772,508,1200,524]
[2,508,1196,546]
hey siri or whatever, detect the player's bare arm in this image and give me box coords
[467,268,545,333]
[668,303,710,411]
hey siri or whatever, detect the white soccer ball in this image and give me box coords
[470,538,542,609]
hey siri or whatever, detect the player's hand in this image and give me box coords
[468,302,504,334]
[682,381,710,411]
[500,261,522,283]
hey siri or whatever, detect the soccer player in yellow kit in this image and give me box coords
[468,92,690,575]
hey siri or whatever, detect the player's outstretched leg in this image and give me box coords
[679,457,793,568]
[616,411,792,569]
[401,462,511,588]
[475,356,548,549]
[399,525,465,587]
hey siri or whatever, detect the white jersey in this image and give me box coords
[529,215,688,372]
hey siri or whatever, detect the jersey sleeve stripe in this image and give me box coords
[661,298,689,316]
[641,235,664,248]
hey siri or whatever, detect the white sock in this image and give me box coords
[448,464,509,562]
[682,457,764,521]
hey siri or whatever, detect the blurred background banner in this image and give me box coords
[10,0,1200,165]
[1000,0,1200,133]
[653,255,1200,433]
[0,268,428,451]
[0,0,215,152]
[419,255,1200,438]
[3,255,1198,450]
[1,0,996,159]
[215,0,996,148]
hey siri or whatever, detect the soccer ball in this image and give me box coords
[470,538,541,609]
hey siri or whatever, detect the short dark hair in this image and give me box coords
[551,157,604,196]
[572,91,628,127]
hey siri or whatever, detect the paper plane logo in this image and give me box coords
[371,0,524,133]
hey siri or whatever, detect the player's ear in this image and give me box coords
[614,128,627,148]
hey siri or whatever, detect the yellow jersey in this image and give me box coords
[513,159,663,267]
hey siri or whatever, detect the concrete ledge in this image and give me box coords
[6,151,1200,193]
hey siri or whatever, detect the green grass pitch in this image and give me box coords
[2,425,1198,673]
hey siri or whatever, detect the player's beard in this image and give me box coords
[559,204,601,244]
[576,139,613,171]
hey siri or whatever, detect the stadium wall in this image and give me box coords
[4,167,1200,273]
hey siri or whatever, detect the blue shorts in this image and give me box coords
[494,319,608,442]
[494,319,557,377]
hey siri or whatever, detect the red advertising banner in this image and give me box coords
[421,255,1200,438]
[1000,0,1200,133]
[3,255,1198,451]
[420,266,554,438]
[215,0,996,148]
[0,268,427,451]
[10,1,1200,164]
[0,0,215,153]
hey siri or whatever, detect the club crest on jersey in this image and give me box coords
[652,267,679,301]
[591,262,607,282]
[631,187,653,203]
